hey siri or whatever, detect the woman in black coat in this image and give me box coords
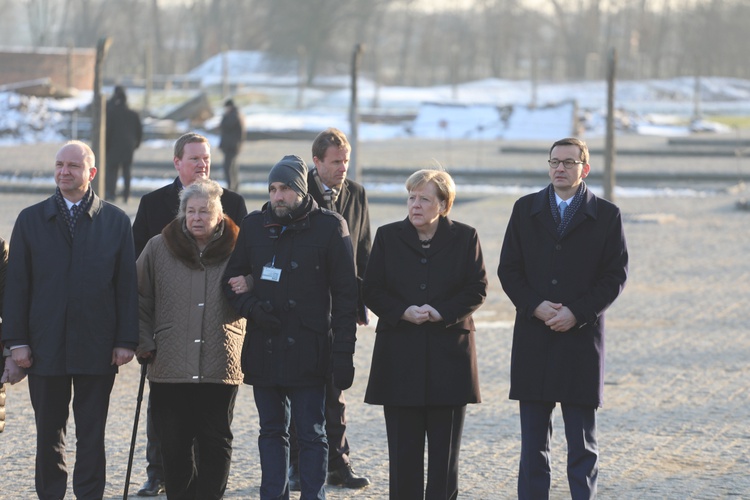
[362,169,487,500]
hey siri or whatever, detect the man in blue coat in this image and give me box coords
[498,137,628,500]
[2,140,139,499]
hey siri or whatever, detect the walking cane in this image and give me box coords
[124,362,147,500]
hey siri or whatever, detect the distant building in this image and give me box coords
[0,46,96,91]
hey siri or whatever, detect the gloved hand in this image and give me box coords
[331,352,355,390]
[251,301,281,332]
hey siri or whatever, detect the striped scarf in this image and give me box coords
[549,182,586,236]
[55,187,94,236]
[310,167,339,210]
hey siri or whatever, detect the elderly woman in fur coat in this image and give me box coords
[136,179,246,500]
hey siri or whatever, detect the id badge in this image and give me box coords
[261,266,282,282]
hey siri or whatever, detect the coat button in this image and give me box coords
[287,299,297,309]
[556,244,562,250]
[290,261,299,269]
[420,283,427,290]
[420,258,427,264]
[551,279,558,285]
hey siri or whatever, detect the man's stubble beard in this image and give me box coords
[272,197,301,218]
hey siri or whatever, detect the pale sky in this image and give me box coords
[414,0,550,13]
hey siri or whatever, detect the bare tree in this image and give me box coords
[26,0,60,46]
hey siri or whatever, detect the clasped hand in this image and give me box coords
[402,304,443,325]
[534,300,577,332]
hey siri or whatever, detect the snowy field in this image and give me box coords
[1,51,748,146]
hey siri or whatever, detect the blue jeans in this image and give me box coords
[253,385,328,500]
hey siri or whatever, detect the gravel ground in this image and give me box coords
[0,138,749,499]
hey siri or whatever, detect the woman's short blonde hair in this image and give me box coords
[405,169,456,216]
[178,179,224,220]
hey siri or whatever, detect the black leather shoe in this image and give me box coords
[288,463,301,492]
[137,478,166,496]
[327,463,371,489]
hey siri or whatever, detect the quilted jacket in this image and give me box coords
[137,216,246,385]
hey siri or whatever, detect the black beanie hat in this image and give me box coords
[268,155,308,196]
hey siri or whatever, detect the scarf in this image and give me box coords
[549,182,586,236]
[310,167,339,210]
[55,186,94,237]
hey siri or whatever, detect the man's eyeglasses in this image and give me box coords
[548,159,585,169]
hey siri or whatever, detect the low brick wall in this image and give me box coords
[0,46,95,90]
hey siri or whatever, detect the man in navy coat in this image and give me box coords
[2,141,139,499]
[498,137,628,500]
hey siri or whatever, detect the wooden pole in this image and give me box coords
[222,46,229,100]
[144,42,153,118]
[604,48,617,202]
[349,43,364,182]
[92,37,112,199]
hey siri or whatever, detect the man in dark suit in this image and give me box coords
[286,128,372,490]
[133,132,248,256]
[2,141,139,499]
[131,132,247,496]
[498,137,628,500]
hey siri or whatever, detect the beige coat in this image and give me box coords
[137,216,246,385]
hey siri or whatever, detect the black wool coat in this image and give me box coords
[222,198,358,387]
[363,216,487,407]
[498,185,628,407]
[132,177,247,257]
[106,100,142,159]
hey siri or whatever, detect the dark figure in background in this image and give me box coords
[498,137,628,500]
[1,140,139,499]
[223,155,358,500]
[132,132,247,497]
[219,98,245,192]
[105,85,143,203]
[288,128,372,491]
[362,169,487,499]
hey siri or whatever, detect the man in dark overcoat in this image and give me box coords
[133,132,247,257]
[105,85,142,202]
[498,137,628,500]
[1,140,139,499]
[287,128,372,490]
[131,132,247,496]
[222,155,358,500]
[218,98,245,192]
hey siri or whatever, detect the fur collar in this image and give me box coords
[162,215,239,269]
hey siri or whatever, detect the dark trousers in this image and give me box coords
[222,149,240,192]
[383,405,466,500]
[144,391,165,482]
[253,384,327,500]
[289,376,350,471]
[150,382,238,500]
[105,151,134,201]
[518,401,598,500]
[28,373,115,500]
